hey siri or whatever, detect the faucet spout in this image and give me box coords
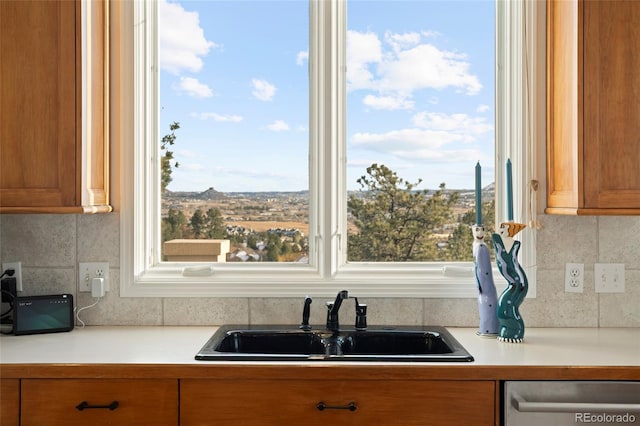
[326,290,349,331]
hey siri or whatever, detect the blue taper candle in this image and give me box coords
[506,158,513,221]
[475,162,482,225]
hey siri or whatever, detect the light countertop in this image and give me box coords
[1,326,639,367]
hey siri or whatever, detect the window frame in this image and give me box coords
[119,0,541,298]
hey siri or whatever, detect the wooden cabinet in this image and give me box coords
[546,0,640,215]
[0,379,19,426]
[0,0,110,214]
[20,379,178,426]
[181,379,495,426]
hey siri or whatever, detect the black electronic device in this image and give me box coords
[13,294,74,335]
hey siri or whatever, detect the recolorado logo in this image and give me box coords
[575,413,637,423]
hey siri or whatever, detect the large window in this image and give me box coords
[120,0,541,298]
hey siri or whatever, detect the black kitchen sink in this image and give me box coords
[195,325,473,362]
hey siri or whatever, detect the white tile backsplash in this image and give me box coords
[1,213,639,327]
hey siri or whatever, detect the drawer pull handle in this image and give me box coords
[316,401,357,412]
[76,401,119,411]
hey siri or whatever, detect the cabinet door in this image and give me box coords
[0,0,110,213]
[583,0,640,209]
[21,379,179,426]
[181,379,495,426]
[0,379,20,426]
[547,0,640,214]
[546,0,581,211]
[0,1,77,208]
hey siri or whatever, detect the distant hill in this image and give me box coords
[165,183,495,200]
[165,187,227,200]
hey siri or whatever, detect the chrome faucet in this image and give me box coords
[326,290,349,331]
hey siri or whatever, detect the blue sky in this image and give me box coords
[159,0,495,192]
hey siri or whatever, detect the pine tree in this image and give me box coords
[161,122,180,193]
[347,164,458,261]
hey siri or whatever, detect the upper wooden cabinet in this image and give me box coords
[0,0,110,213]
[546,0,640,215]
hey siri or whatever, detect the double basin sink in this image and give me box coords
[195,325,474,362]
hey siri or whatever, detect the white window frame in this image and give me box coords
[119,0,541,298]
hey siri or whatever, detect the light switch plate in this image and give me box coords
[594,263,625,293]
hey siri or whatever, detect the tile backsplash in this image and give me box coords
[1,213,638,327]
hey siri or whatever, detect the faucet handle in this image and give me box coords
[355,298,367,330]
[299,296,312,331]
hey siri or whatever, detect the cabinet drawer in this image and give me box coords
[181,379,495,425]
[21,379,178,426]
[0,379,20,426]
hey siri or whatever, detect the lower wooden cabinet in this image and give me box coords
[0,379,19,426]
[20,379,178,426]
[181,379,495,425]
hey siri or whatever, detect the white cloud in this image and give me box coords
[173,77,213,98]
[346,30,483,110]
[346,31,382,91]
[421,30,441,38]
[352,128,482,163]
[267,120,290,132]
[476,104,490,113]
[377,44,482,95]
[412,111,492,141]
[191,112,243,122]
[296,50,309,66]
[362,94,414,110]
[252,78,277,101]
[352,128,463,151]
[350,111,492,162]
[159,0,218,75]
[385,31,421,53]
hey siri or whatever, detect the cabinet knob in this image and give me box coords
[316,401,357,412]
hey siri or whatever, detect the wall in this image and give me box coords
[1,1,638,330]
[1,213,639,327]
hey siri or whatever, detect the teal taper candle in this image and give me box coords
[475,161,482,225]
[506,158,513,221]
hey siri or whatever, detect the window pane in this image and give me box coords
[346,0,495,262]
[159,0,310,263]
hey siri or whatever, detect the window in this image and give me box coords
[120,0,541,298]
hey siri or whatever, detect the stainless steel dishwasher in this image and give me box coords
[505,381,640,425]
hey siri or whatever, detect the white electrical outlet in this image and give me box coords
[595,263,625,293]
[79,262,109,293]
[565,263,584,293]
[2,261,23,292]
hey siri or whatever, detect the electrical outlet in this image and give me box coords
[595,263,625,293]
[2,261,23,292]
[79,262,109,293]
[565,263,584,293]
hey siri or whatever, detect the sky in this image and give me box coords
[159,0,495,192]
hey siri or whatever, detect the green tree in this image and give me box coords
[161,121,180,193]
[265,236,282,261]
[205,208,226,239]
[347,163,458,261]
[446,200,496,261]
[190,208,206,238]
[161,208,187,243]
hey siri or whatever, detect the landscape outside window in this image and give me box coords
[159,0,495,264]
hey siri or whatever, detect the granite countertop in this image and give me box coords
[1,326,639,367]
